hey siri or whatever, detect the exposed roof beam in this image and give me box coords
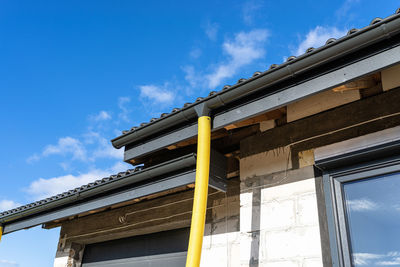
[124,44,400,162]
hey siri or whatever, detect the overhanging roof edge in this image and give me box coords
[0,154,197,225]
[111,11,400,149]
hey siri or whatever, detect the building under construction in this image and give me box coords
[2,8,400,267]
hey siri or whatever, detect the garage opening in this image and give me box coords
[82,228,190,267]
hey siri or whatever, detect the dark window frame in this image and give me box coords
[321,150,400,267]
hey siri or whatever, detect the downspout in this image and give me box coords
[186,105,211,267]
[0,226,2,242]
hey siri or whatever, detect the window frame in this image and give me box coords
[322,155,400,267]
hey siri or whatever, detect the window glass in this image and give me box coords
[343,172,400,266]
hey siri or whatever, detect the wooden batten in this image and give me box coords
[333,73,381,92]
[224,107,286,131]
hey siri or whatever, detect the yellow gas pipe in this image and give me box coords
[185,116,211,267]
[0,226,3,242]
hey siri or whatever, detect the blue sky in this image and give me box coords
[0,1,399,266]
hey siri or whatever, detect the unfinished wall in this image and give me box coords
[53,239,84,267]
[55,179,240,267]
[53,88,400,267]
[287,89,360,123]
[238,88,400,267]
[240,148,322,267]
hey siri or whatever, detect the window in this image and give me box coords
[323,157,400,267]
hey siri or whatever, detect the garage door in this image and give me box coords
[82,228,189,267]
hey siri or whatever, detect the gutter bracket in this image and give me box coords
[209,149,228,192]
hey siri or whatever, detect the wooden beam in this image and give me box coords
[333,73,380,92]
[241,89,400,158]
[224,107,286,130]
[59,178,239,244]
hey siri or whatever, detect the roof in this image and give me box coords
[0,153,198,224]
[0,166,143,219]
[112,8,400,149]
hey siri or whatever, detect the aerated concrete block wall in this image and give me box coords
[239,147,323,267]
[200,183,241,267]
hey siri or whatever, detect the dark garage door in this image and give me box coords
[82,228,189,267]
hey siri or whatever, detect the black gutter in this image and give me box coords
[0,154,196,224]
[111,12,400,149]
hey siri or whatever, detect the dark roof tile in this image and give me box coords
[325,38,336,45]
[306,47,315,53]
[347,28,359,35]
[0,166,146,218]
[286,56,296,62]
[370,17,383,25]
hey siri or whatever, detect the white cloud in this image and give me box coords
[85,131,124,160]
[139,85,174,104]
[377,258,400,266]
[90,110,111,121]
[0,259,19,266]
[347,198,379,211]
[0,200,21,211]
[26,160,132,201]
[118,96,131,122]
[293,26,347,56]
[189,48,202,59]
[92,145,123,160]
[43,137,87,161]
[336,0,360,20]
[353,252,400,266]
[26,169,113,200]
[242,0,263,25]
[110,161,131,173]
[353,253,384,265]
[204,21,219,41]
[205,29,269,88]
[182,65,200,88]
[26,153,40,164]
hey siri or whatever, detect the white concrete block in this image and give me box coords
[297,193,319,226]
[203,224,213,249]
[240,147,292,180]
[239,232,255,262]
[227,231,241,244]
[262,226,322,260]
[53,256,69,267]
[259,260,299,267]
[209,231,228,247]
[200,246,227,267]
[240,192,253,207]
[287,89,360,122]
[261,179,316,203]
[240,204,252,233]
[260,199,295,230]
[303,258,323,267]
[229,242,241,267]
[382,64,400,91]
